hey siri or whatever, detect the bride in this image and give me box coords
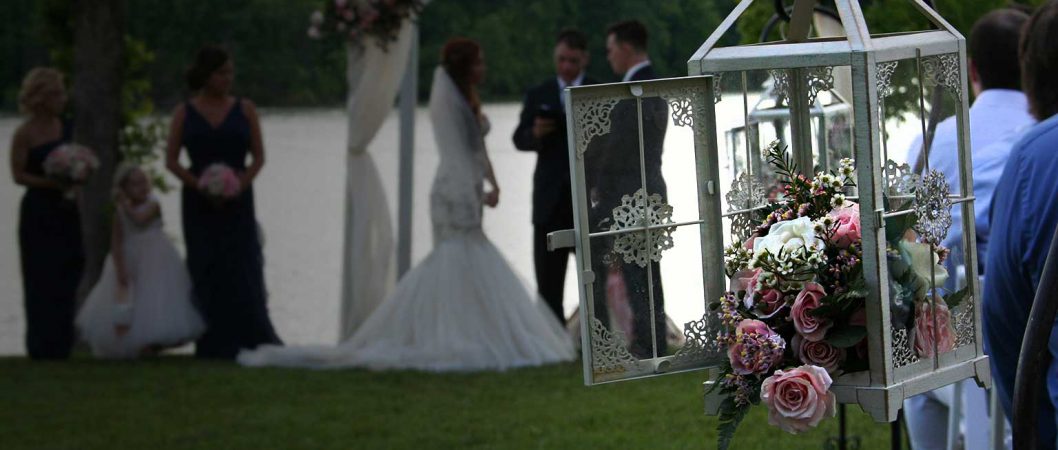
[238,38,574,371]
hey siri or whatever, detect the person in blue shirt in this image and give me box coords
[984,1,1058,448]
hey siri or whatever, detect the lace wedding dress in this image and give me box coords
[238,67,574,371]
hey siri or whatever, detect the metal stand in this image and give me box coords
[891,410,904,450]
[825,404,862,450]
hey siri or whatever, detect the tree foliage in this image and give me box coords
[8,0,1046,110]
[3,0,736,109]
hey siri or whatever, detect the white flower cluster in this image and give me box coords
[724,241,752,275]
[830,194,847,209]
[751,217,826,278]
[812,173,844,191]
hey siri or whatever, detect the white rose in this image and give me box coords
[753,217,826,261]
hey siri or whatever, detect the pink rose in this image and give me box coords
[791,282,832,342]
[828,203,861,248]
[761,365,837,434]
[914,300,955,358]
[756,289,786,318]
[727,319,785,375]
[792,335,846,375]
[732,269,761,308]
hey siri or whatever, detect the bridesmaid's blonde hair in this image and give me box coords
[18,67,64,115]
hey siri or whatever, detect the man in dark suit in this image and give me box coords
[586,20,668,358]
[513,29,598,324]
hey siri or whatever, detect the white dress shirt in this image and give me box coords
[558,72,585,109]
[622,60,652,82]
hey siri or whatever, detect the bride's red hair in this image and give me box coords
[441,37,482,118]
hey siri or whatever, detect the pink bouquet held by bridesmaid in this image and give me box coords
[43,143,99,198]
[197,163,241,201]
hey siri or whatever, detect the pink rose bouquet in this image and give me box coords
[711,142,967,449]
[43,143,99,185]
[197,164,241,200]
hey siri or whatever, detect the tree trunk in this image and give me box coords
[72,0,125,300]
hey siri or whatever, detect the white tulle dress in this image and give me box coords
[76,197,204,358]
[237,67,574,371]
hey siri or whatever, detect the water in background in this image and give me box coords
[0,101,917,355]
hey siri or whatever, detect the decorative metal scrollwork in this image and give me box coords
[922,53,962,98]
[590,317,639,374]
[770,69,790,105]
[913,170,953,246]
[877,61,899,100]
[574,96,620,159]
[770,66,834,106]
[953,301,976,349]
[671,314,720,366]
[806,66,835,105]
[884,160,919,197]
[610,188,676,268]
[730,213,755,242]
[893,327,919,368]
[726,172,765,212]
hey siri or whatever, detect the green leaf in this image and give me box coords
[826,326,867,348]
[809,303,840,317]
[944,287,971,309]
[885,213,917,243]
[717,397,751,450]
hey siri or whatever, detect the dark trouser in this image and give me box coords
[534,223,573,324]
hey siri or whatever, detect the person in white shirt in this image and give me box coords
[902,8,1034,450]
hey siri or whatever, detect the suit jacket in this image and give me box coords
[585,64,668,231]
[513,75,599,226]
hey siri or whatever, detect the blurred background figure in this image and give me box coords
[513,28,597,325]
[8,67,83,360]
[985,1,1058,449]
[166,45,282,359]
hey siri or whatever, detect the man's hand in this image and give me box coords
[532,117,557,140]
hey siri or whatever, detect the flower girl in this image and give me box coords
[76,164,204,358]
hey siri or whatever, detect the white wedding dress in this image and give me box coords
[76,196,205,358]
[237,67,574,371]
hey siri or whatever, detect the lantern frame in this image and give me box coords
[554,0,989,424]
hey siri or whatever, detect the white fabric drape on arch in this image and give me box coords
[340,22,414,340]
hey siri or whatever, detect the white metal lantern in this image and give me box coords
[551,0,989,426]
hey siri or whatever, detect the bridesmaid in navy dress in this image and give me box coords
[9,68,84,360]
[165,46,281,359]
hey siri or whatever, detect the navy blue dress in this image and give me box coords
[181,99,281,359]
[18,126,84,360]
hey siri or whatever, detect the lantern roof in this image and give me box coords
[688,0,965,75]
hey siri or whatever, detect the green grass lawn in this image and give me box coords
[0,357,901,449]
